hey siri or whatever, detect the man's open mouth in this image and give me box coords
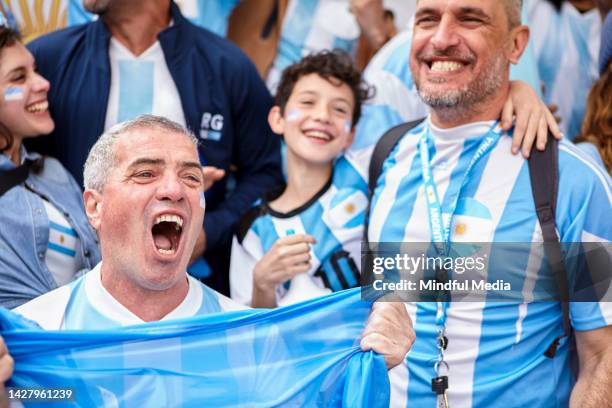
[152,214,184,255]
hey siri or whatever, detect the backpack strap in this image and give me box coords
[528,136,570,358]
[363,119,426,243]
[0,158,42,197]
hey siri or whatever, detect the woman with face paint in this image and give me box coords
[0,26,101,309]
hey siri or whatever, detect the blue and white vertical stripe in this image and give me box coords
[526,0,601,140]
[266,0,361,92]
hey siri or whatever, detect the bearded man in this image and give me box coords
[367,0,612,406]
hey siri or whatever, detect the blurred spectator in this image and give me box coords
[0,27,100,309]
[575,10,612,172]
[0,0,91,43]
[265,0,399,92]
[526,0,608,140]
[26,0,282,294]
[0,0,240,43]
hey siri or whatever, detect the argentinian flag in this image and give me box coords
[450,198,494,243]
[0,289,390,407]
[325,188,368,230]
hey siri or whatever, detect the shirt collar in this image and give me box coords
[0,145,41,170]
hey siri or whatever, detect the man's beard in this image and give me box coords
[415,50,506,110]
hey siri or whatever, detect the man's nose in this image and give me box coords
[429,15,460,50]
[156,173,184,202]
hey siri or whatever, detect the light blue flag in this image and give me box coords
[1,288,390,407]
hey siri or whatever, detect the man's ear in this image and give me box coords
[506,25,530,65]
[268,106,285,135]
[83,189,103,231]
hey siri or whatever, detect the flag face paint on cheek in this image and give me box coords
[4,87,24,101]
[199,192,206,209]
[344,120,352,134]
[286,108,302,122]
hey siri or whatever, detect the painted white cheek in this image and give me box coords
[343,120,352,134]
[286,108,302,122]
[4,87,24,102]
[199,191,206,209]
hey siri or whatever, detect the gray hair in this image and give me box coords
[505,0,523,29]
[83,115,199,191]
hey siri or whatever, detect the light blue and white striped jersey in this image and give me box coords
[527,0,601,140]
[266,0,362,92]
[369,117,612,407]
[175,0,241,37]
[104,38,186,130]
[354,8,543,159]
[230,170,368,306]
[15,263,244,330]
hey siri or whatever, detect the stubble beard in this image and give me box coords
[416,51,506,119]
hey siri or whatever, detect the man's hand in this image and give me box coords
[502,80,563,158]
[360,301,415,370]
[202,166,225,192]
[350,0,388,50]
[251,234,316,308]
[570,326,612,407]
[0,336,13,408]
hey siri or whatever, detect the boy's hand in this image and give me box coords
[253,234,316,291]
[502,80,563,158]
[202,166,225,192]
[361,301,415,370]
[0,336,13,408]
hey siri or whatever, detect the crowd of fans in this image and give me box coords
[0,0,610,406]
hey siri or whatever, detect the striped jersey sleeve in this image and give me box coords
[556,141,612,330]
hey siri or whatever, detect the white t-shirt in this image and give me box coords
[15,263,244,330]
[104,37,186,130]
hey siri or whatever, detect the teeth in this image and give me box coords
[26,101,48,113]
[158,248,176,255]
[306,130,331,141]
[154,214,183,227]
[431,61,463,72]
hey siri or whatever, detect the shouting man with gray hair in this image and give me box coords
[15,115,239,327]
[5,115,413,374]
[367,0,612,407]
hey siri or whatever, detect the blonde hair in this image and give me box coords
[575,68,612,173]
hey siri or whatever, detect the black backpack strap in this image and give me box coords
[363,119,426,243]
[528,136,570,358]
[0,158,42,197]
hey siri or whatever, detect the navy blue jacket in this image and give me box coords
[27,2,283,251]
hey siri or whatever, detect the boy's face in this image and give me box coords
[269,73,355,165]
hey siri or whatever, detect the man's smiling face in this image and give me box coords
[410,0,512,110]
